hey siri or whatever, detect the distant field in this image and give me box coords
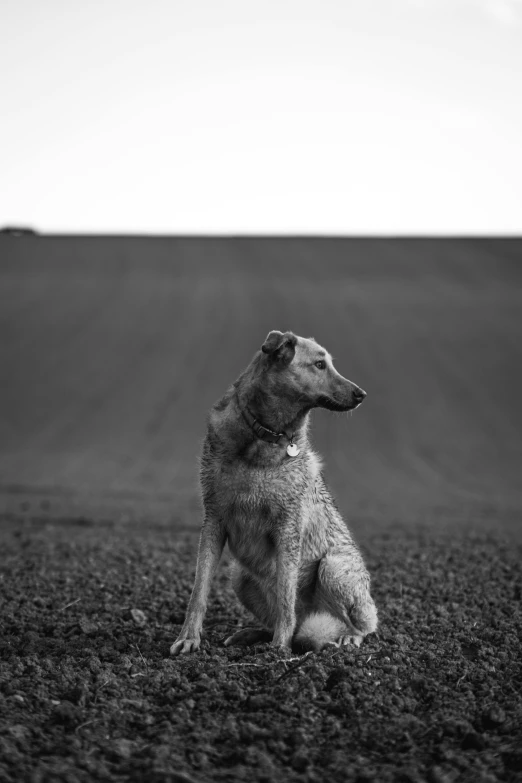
[0,237,521,534]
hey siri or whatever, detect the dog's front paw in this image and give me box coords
[170,636,201,656]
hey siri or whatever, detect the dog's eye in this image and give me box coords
[315,360,326,370]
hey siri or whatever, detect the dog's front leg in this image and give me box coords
[272,518,301,650]
[170,517,226,655]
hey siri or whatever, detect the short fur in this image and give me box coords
[170,331,378,655]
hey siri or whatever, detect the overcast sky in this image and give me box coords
[1,0,521,234]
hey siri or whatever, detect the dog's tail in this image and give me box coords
[293,612,347,652]
[294,600,378,652]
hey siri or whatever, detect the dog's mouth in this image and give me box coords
[316,395,360,412]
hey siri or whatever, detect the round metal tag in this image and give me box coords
[286,443,300,457]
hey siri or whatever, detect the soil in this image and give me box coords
[1,516,520,783]
[1,237,521,780]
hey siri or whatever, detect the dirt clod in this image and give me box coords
[130,608,148,627]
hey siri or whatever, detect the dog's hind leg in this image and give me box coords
[227,561,325,649]
[314,551,378,647]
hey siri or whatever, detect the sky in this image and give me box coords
[1,0,521,234]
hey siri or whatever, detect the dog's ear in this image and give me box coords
[261,330,297,365]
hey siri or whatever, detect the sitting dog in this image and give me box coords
[170,330,377,655]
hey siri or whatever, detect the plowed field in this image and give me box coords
[0,237,520,782]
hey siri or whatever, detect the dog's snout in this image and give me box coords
[353,387,367,403]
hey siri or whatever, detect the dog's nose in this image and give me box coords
[353,387,367,403]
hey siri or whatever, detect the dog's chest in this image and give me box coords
[214,453,307,504]
[206,459,309,573]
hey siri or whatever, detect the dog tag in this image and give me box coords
[286,443,300,457]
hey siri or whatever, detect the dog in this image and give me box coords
[170,330,377,655]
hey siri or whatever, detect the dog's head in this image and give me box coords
[261,330,366,412]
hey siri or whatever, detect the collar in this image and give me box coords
[236,397,288,444]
